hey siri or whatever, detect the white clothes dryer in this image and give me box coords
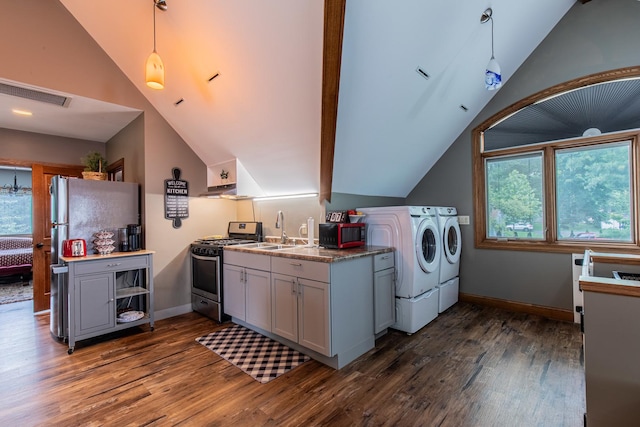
[358,206,442,333]
[434,207,462,313]
[435,207,461,284]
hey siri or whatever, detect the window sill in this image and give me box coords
[476,238,640,255]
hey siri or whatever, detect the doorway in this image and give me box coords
[0,160,83,313]
[0,166,34,306]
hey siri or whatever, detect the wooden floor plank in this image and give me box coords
[0,300,584,426]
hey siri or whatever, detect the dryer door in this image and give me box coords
[442,217,461,265]
[416,218,441,273]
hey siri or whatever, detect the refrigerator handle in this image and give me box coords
[52,265,68,274]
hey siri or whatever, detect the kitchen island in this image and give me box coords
[223,244,394,369]
[579,250,640,426]
[58,250,155,354]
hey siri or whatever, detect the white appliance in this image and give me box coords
[358,206,441,334]
[434,206,462,313]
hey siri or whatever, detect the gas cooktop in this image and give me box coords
[194,238,256,246]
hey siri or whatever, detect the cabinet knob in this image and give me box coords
[36,242,44,249]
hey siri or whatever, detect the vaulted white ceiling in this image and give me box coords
[2,1,577,198]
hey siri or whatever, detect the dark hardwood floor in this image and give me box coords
[0,300,585,426]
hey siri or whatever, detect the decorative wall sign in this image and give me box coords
[164,168,189,228]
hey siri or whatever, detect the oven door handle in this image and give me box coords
[191,253,220,262]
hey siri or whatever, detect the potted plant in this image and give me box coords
[81,151,108,180]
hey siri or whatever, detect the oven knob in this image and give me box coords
[207,248,215,256]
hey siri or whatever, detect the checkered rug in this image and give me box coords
[196,324,310,383]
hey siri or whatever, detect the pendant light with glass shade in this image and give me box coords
[481,8,502,90]
[146,0,167,90]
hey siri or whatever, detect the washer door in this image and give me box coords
[443,217,461,265]
[416,218,441,273]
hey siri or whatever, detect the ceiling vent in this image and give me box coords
[0,82,71,107]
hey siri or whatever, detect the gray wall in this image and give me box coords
[0,128,104,166]
[406,0,640,310]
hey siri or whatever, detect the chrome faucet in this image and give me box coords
[275,210,287,243]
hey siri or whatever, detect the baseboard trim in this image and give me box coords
[459,293,574,322]
[154,303,192,321]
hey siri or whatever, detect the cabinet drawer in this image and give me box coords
[74,255,149,275]
[271,257,329,282]
[224,250,271,271]
[374,252,394,271]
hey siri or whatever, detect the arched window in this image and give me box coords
[473,66,640,253]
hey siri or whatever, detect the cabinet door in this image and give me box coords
[75,273,114,336]
[245,268,271,331]
[223,264,246,320]
[374,267,395,333]
[298,278,331,356]
[271,273,298,342]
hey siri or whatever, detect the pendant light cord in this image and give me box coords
[152,2,157,53]
[492,17,495,59]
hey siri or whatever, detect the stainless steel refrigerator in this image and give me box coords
[50,175,140,339]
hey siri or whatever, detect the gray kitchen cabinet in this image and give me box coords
[271,272,330,356]
[271,273,298,342]
[224,245,393,369]
[223,250,271,331]
[222,263,245,320]
[270,255,372,367]
[373,253,395,334]
[74,273,114,336]
[579,250,640,425]
[64,251,155,354]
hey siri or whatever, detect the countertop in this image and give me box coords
[60,249,155,263]
[223,244,393,263]
[579,250,640,298]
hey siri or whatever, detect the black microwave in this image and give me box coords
[319,223,366,249]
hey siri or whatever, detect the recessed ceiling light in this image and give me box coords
[12,108,32,116]
[416,67,430,80]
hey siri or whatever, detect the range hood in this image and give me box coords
[200,158,264,200]
[200,182,252,199]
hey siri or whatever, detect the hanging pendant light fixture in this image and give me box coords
[146,0,167,90]
[481,8,502,91]
[3,169,30,196]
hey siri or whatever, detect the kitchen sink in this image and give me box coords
[266,244,297,250]
[236,242,297,250]
[235,242,276,249]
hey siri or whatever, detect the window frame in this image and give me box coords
[473,66,640,254]
[484,150,546,241]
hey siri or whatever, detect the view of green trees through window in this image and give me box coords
[556,142,631,241]
[486,154,543,239]
[0,193,32,235]
[485,141,632,242]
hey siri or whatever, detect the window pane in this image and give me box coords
[556,142,632,242]
[486,153,544,239]
[0,193,33,235]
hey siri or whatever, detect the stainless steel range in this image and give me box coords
[190,221,262,321]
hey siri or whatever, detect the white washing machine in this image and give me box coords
[358,206,441,334]
[434,206,462,313]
